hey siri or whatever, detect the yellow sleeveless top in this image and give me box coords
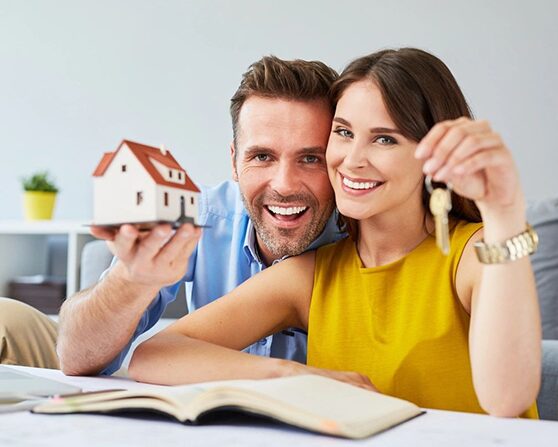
[308,221,538,418]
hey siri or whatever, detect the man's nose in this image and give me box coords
[269,162,301,196]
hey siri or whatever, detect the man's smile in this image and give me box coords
[265,205,309,224]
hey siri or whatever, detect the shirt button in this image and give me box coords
[258,338,267,345]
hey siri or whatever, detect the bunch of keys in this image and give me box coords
[425,175,452,255]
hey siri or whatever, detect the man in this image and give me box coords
[0,55,340,375]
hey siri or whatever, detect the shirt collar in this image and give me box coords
[243,217,264,265]
[306,210,341,251]
[242,210,342,267]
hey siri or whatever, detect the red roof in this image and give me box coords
[92,140,200,192]
[92,152,116,177]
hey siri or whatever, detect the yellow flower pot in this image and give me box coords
[23,191,57,220]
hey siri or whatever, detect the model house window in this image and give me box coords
[190,197,194,205]
[178,172,182,180]
[121,165,127,172]
[136,191,143,205]
[169,170,173,178]
[164,192,168,206]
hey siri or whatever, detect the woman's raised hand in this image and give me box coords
[415,117,524,216]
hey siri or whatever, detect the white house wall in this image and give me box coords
[93,145,157,225]
[151,158,186,186]
[156,186,200,225]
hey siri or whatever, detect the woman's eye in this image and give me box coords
[333,128,353,139]
[375,135,397,146]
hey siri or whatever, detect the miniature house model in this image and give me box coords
[93,140,200,226]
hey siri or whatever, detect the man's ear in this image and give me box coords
[230,141,239,182]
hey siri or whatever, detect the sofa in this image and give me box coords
[527,198,558,420]
[78,198,558,420]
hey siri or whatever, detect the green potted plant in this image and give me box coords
[21,171,59,220]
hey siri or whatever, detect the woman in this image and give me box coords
[129,48,541,418]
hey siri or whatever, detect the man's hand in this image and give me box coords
[90,223,202,288]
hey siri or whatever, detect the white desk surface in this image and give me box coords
[1,365,557,447]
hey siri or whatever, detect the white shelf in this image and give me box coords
[0,220,95,298]
[0,220,90,234]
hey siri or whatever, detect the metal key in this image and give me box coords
[426,176,452,255]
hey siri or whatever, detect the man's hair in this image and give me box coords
[230,55,338,146]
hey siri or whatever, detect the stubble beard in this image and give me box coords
[241,191,334,261]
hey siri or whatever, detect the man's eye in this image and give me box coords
[333,128,353,139]
[302,155,321,164]
[375,135,397,146]
[254,154,270,162]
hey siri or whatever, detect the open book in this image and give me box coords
[33,375,423,439]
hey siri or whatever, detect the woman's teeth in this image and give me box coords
[267,205,307,216]
[342,177,380,190]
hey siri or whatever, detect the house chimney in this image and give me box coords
[160,144,168,156]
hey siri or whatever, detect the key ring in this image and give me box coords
[425,175,453,194]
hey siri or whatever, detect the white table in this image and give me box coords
[0,366,557,446]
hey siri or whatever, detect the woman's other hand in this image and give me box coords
[277,359,377,392]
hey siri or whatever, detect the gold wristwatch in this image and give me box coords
[474,224,539,264]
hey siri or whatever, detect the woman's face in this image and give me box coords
[326,80,425,221]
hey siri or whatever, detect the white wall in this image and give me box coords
[1,0,557,220]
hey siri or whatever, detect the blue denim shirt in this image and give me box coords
[100,180,342,375]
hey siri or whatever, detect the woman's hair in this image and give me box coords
[331,48,481,239]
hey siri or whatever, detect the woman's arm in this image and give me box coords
[458,211,541,417]
[417,118,541,417]
[128,251,314,384]
[129,252,375,390]
[128,252,376,389]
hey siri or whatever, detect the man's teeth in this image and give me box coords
[343,177,380,190]
[267,205,307,216]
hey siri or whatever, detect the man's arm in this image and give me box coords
[57,223,201,375]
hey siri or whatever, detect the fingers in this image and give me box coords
[452,148,508,177]
[112,225,141,262]
[415,117,475,160]
[433,132,502,182]
[108,224,174,263]
[101,223,202,287]
[351,372,377,392]
[90,225,118,241]
[135,224,174,260]
[295,365,378,392]
[329,370,377,392]
[415,117,490,170]
[416,118,509,184]
[155,224,202,266]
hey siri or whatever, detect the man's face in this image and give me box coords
[231,96,335,265]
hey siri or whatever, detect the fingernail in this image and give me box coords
[423,158,436,173]
[434,167,448,181]
[156,228,168,237]
[122,226,135,237]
